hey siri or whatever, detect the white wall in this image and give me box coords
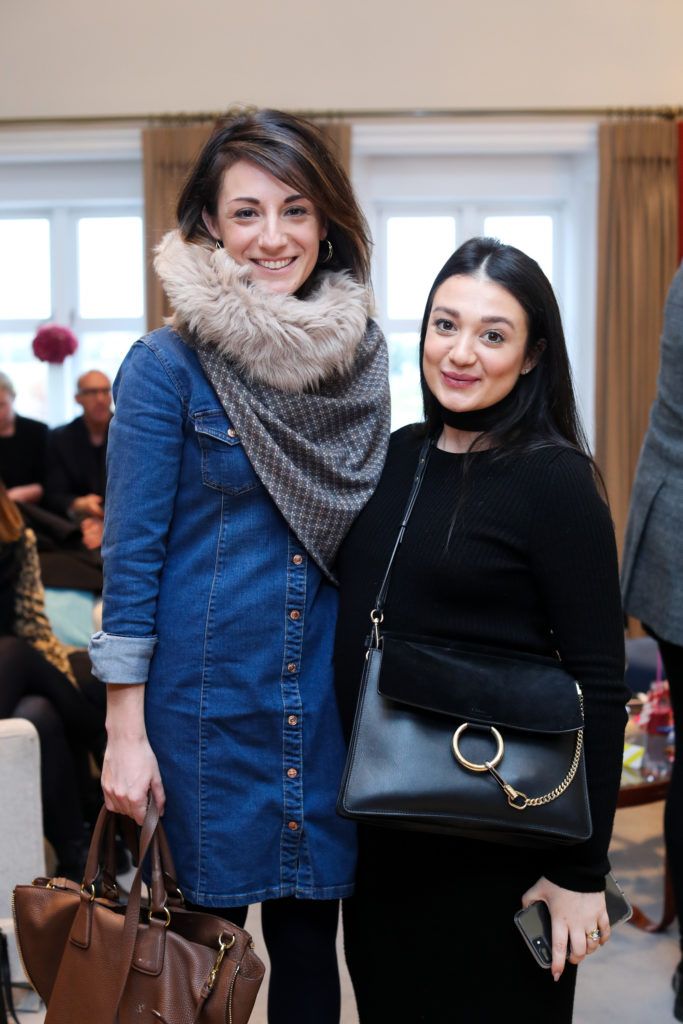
[2,0,682,121]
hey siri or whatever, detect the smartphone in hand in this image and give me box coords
[514,872,633,968]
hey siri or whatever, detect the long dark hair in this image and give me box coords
[176,109,372,285]
[419,236,591,459]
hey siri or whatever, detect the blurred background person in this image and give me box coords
[0,479,106,877]
[44,369,112,551]
[621,260,683,1023]
[0,370,48,506]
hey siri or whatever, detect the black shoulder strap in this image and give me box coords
[372,436,433,623]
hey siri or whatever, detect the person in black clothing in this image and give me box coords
[334,238,628,1023]
[0,480,106,877]
[44,369,111,551]
[0,371,48,505]
[621,261,683,1022]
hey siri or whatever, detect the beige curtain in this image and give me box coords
[595,120,678,559]
[142,124,214,332]
[317,120,351,173]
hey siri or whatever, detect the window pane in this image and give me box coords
[79,330,138,387]
[388,331,423,431]
[483,216,553,282]
[78,217,144,319]
[0,219,51,319]
[0,333,49,421]
[387,217,456,320]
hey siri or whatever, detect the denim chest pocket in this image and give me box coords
[193,412,261,496]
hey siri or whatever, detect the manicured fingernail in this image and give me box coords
[553,972,560,982]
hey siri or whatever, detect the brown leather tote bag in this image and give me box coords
[12,801,265,1024]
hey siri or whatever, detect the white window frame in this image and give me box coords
[0,128,143,424]
[0,121,599,437]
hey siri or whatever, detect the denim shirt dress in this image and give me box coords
[90,328,356,906]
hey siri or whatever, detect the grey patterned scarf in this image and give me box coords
[155,231,391,580]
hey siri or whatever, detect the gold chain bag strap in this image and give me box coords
[337,438,593,847]
[12,801,265,1023]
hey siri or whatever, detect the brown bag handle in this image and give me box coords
[108,798,164,1018]
[61,800,164,1023]
[82,804,183,907]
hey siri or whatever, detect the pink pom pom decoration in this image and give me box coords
[32,324,79,364]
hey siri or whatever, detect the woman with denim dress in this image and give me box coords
[89,109,390,1024]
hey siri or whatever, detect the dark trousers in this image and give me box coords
[0,636,105,869]
[186,896,341,1023]
[647,629,683,953]
[342,827,577,1024]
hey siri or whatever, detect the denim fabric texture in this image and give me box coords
[90,328,356,905]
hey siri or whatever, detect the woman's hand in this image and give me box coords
[102,683,166,825]
[521,876,610,981]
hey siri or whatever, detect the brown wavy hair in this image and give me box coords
[0,480,24,544]
[176,109,372,285]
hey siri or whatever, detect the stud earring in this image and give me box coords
[320,239,333,264]
[214,239,224,251]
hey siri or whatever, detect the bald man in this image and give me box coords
[44,371,112,545]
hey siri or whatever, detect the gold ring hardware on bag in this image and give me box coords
[451,724,531,809]
[148,906,172,927]
[452,704,585,811]
[80,883,96,902]
[207,931,236,991]
[452,723,504,771]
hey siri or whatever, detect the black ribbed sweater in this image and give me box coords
[334,425,628,891]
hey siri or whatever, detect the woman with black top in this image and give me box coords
[0,372,48,505]
[334,238,628,1022]
[0,481,105,876]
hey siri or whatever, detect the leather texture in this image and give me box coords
[338,634,592,847]
[12,802,265,1023]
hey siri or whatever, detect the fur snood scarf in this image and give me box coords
[153,230,391,580]
[155,229,372,392]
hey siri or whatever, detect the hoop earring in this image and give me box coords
[320,239,333,264]
[215,239,224,250]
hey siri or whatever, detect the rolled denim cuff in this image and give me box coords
[88,631,158,684]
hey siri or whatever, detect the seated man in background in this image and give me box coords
[0,371,48,505]
[45,370,112,551]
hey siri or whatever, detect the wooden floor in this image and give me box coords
[14,800,680,1023]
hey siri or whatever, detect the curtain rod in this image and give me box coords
[1,105,682,129]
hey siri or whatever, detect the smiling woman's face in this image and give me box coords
[422,273,533,413]
[202,159,326,296]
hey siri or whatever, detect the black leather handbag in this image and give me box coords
[337,438,593,847]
